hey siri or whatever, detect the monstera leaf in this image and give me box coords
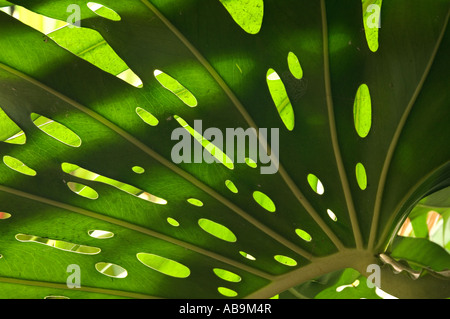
[0,0,449,300]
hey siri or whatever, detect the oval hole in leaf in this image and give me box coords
[87,2,121,21]
[62,162,167,205]
[245,157,257,168]
[239,251,256,260]
[154,70,197,107]
[355,162,368,190]
[136,107,159,126]
[307,173,324,195]
[167,217,180,227]
[67,182,99,200]
[274,255,298,267]
[15,234,101,255]
[295,228,312,242]
[219,0,264,34]
[327,209,338,222]
[362,0,382,52]
[198,218,237,242]
[4,5,66,34]
[88,230,114,239]
[137,252,190,278]
[132,166,145,174]
[187,198,203,207]
[266,68,294,131]
[3,155,37,176]
[213,268,242,283]
[253,191,276,213]
[287,52,303,79]
[48,26,142,88]
[95,262,127,278]
[0,212,11,220]
[116,68,143,88]
[218,287,238,298]
[31,113,82,147]
[427,210,442,231]
[353,84,372,138]
[225,180,238,193]
[2,129,26,145]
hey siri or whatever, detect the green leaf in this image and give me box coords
[0,107,25,144]
[400,188,450,253]
[137,252,191,278]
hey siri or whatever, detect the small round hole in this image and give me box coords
[274,255,297,266]
[218,287,238,297]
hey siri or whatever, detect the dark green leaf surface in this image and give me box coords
[0,0,449,299]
